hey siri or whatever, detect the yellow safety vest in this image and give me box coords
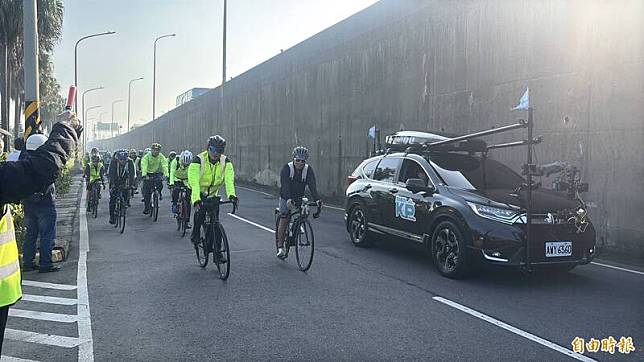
[89,163,103,183]
[0,205,21,307]
[188,151,236,203]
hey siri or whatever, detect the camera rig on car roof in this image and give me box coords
[371,110,590,271]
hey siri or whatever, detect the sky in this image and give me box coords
[53,0,378,135]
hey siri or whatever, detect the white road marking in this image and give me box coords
[78,185,95,361]
[590,261,644,276]
[9,309,77,323]
[21,280,77,291]
[21,294,77,306]
[227,213,274,234]
[0,355,39,361]
[237,185,274,197]
[4,329,80,348]
[237,185,345,211]
[432,296,596,362]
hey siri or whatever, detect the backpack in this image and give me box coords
[287,162,308,182]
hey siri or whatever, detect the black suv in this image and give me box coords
[344,131,596,278]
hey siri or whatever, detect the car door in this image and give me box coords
[392,158,436,242]
[370,157,402,230]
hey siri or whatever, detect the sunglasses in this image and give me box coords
[294,159,306,163]
[208,145,224,153]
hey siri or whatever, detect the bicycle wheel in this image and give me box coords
[119,199,127,234]
[92,188,98,219]
[180,201,188,238]
[295,219,315,272]
[152,190,159,222]
[213,223,230,280]
[114,199,120,228]
[195,223,209,268]
[176,200,182,231]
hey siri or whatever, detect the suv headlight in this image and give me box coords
[467,202,521,224]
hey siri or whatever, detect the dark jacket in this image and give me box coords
[0,122,79,205]
[108,159,135,188]
[279,163,320,201]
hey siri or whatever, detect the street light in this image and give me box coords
[111,99,123,138]
[82,87,104,153]
[84,106,101,144]
[128,77,144,132]
[74,31,116,112]
[153,33,176,121]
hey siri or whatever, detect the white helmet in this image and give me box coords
[26,134,48,151]
[144,147,151,154]
[180,150,193,165]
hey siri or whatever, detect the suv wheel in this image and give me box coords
[348,204,373,247]
[431,221,470,279]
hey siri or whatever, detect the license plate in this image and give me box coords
[545,241,572,257]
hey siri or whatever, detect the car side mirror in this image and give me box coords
[406,178,435,194]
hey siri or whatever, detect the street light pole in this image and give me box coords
[128,77,144,133]
[222,0,227,85]
[111,99,123,138]
[84,106,101,144]
[153,33,176,122]
[74,31,116,112]
[82,87,104,153]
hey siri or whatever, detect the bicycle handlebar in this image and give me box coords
[202,197,238,215]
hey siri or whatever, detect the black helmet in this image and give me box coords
[168,150,177,158]
[292,146,309,161]
[208,135,226,153]
[151,143,162,150]
[116,149,129,161]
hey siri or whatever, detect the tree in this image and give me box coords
[0,0,64,146]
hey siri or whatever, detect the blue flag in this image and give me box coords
[368,126,377,139]
[512,87,529,110]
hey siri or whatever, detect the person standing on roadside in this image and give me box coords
[0,111,82,354]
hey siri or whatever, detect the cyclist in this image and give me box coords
[140,143,168,214]
[108,149,135,224]
[85,155,105,211]
[276,146,322,259]
[167,150,177,188]
[188,135,238,261]
[170,150,193,225]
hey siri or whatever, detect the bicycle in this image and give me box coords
[175,185,190,237]
[194,197,238,280]
[113,187,130,234]
[145,174,163,222]
[274,197,322,272]
[87,180,102,219]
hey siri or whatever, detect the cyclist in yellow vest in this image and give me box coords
[188,135,238,260]
[140,143,168,214]
[170,150,193,220]
[0,111,81,352]
[84,155,105,211]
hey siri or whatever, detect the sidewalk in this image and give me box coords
[52,173,83,262]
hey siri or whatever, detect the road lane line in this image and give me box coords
[590,261,644,276]
[4,329,80,348]
[432,296,596,362]
[227,213,275,233]
[9,309,77,323]
[237,185,345,211]
[237,185,274,197]
[20,294,77,306]
[78,186,95,361]
[0,356,39,362]
[21,280,77,291]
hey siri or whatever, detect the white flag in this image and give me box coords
[512,87,529,110]
[368,126,376,139]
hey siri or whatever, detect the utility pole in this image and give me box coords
[222,0,227,85]
[23,0,40,141]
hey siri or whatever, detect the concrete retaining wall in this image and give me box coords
[91,0,644,258]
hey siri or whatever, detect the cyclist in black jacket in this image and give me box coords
[276,146,322,258]
[108,149,136,224]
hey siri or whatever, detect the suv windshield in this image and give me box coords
[429,153,524,190]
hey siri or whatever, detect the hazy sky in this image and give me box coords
[53,0,378,133]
